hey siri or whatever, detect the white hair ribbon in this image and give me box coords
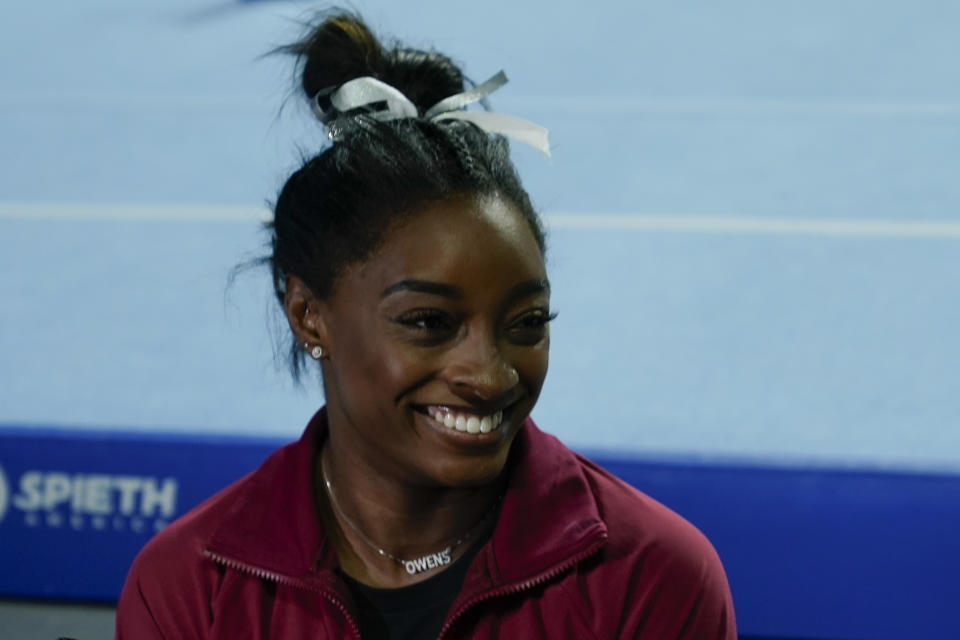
[433,111,550,157]
[329,76,418,121]
[312,71,550,157]
[422,70,508,119]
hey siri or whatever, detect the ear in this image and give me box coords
[284,275,330,355]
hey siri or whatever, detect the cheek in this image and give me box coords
[328,315,392,398]
[339,331,437,403]
[513,341,550,391]
[380,347,436,391]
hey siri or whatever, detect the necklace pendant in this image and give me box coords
[403,546,452,575]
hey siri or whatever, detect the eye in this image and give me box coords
[393,309,459,342]
[508,308,557,344]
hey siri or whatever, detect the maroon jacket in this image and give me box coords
[116,411,736,639]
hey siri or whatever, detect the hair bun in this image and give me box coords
[286,12,466,115]
[291,14,387,99]
[385,48,465,111]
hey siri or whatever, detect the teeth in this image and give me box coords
[426,406,506,434]
[466,416,480,433]
[479,416,492,433]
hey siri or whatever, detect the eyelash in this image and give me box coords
[395,309,456,333]
[392,308,558,341]
[514,309,559,329]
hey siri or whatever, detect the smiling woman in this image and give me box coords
[296,196,550,495]
[114,10,735,640]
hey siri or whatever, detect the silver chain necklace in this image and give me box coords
[320,456,500,576]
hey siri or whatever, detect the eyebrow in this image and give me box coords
[380,278,550,300]
[508,278,551,300]
[381,279,463,299]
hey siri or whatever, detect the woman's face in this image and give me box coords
[314,194,550,488]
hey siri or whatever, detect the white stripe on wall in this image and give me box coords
[0,203,271,222]
[3,202,960,239]
[546,213,960,238]
[4,93,960,119]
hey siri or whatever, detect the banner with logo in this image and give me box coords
[2,424,958,639]
[0,425,281,601]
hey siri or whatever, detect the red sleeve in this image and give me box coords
[672,537,737,640]
[575,461,737,639]
[115,526,220,640]
[115,566,166,640]
[611,522,736,640]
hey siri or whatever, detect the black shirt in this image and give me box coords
[341,543,482,640]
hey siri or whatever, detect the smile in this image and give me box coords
[425,406,504,434]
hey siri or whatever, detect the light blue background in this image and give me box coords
[2,0,959,473]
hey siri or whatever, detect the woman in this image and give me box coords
[116,12,736,639]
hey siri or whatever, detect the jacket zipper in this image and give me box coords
[204,550,363,640]
[436,535,607,640]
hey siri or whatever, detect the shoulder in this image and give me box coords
[569,454,737,639]
[576,454,716,561]
[115,469,257,639]
[115,483,246,638]
[115,422,323,638]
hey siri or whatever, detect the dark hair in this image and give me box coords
[269,11,546,379]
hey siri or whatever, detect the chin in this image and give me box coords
[429,452,511,489]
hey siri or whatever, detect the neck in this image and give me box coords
[317,436,504,588]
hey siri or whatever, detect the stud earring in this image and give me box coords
[303,342,324,360]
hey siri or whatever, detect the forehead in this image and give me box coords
[350,195,546,296]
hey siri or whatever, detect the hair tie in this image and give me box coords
[311,71,550,157]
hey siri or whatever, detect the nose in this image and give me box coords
[446,333,520,402]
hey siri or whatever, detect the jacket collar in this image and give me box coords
[206,409,607,585]
[486,418,608,583]
[206,409,331,580]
